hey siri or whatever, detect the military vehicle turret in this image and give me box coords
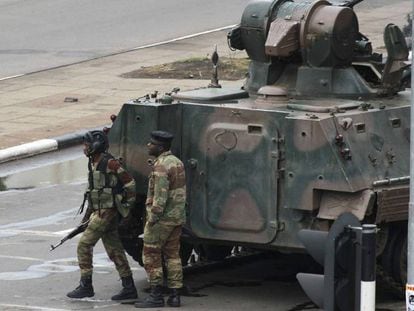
[109,0,411,296]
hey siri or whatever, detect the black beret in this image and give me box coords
[150,130,174,144]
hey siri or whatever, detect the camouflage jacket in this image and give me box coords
[146,151,186,225]
[87,153,136,218]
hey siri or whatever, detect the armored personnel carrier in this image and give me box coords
[109,0,411,295]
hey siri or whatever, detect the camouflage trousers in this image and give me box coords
[143,223,183,288]
[77,208,132,278]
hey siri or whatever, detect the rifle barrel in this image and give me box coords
[49,221,88,252]
[50,241,63,251]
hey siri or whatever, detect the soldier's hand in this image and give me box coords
[147,221,156,227]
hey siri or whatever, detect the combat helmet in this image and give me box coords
[83,130,109,156]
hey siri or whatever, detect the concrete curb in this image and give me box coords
[0,126,107,164]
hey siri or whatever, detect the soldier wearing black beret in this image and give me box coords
[150,130,174,146]
[135,130,186,308]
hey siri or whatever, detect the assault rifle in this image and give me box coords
[50,189,93,251]
[49,219,89,251]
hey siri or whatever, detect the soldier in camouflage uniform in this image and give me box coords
[135,130,186,308]
[67,130,138,300]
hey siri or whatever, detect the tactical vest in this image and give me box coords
[88,154,124,211]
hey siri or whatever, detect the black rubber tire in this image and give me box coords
[378,223,406,299]
[380,226,402,275]
[392,228,407,285]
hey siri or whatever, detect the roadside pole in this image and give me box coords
[408,3,414,309]
[360,225,376,311]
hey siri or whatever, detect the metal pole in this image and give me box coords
[408,2,414,309]
[353,227,362,311]
[360,224,376,311]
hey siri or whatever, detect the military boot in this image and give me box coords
[111,275,138,300]
[167,288,181,307]
[67,276,94,298]
[134,285,164,308]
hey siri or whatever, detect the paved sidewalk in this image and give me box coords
[0,1,410,151]
[0,29,244,150]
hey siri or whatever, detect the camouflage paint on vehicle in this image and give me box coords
[109,0,411,296]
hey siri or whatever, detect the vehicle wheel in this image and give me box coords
[200,245,233,261]
[378,223,405,299]
[380,225,401,275]
[375,224,389,257]
[392,229,407,285]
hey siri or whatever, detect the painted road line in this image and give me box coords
[0,74,24,81]
[0,304,69,311]
[0,24,237,81]
[131,24,237,51]
[0,229,62,237]
[0,254,44,262]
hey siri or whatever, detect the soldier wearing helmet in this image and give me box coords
[67,130,138,301]
[135,130,186,308]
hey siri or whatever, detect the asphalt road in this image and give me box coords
[0,149,407,310]
[0,0,250,78]
[1,0,409,79]
[0,149,313,310]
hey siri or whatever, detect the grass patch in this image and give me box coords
[120,57,249,81]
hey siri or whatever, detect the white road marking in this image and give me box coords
[0,254,43,262]
[0,207,78,232]
[131,24,237,51]
[0,74,24,81]
[0,24,237,81]
[0,304,69,311]
[0,252,143,281]
[0,229,62,237]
